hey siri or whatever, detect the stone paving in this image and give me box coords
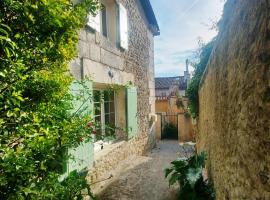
[96,140,195,200]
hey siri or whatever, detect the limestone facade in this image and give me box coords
[69,0,159,188]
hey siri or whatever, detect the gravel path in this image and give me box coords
[97,140,194,200]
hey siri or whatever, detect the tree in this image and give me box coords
[0,0,99,199]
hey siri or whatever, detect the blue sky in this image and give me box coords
[149,0,225,77]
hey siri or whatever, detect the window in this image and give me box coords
[93,90,116,141]
[87,1,128,49]
[101,4,107,37]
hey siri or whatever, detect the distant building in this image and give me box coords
[154,60,194,142]
[155,59,190,98]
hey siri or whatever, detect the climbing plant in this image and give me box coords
[0,0,101,199]
[186,40,215,118]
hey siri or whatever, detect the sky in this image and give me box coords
[149,0,225,77]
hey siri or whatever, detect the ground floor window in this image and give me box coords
[93,89,116,151]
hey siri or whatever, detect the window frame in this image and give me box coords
[101,4,108,37]
[116,2,128,50]
[93,89,116,143]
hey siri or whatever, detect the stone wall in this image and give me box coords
[70,0,158,188]
[197,0,270,199]
[87,133,149,193]
[178,114,194,143]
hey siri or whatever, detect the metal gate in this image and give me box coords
[160,114,178,140]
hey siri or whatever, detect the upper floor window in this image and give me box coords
[87,0,128,50]
[101,4,107,37]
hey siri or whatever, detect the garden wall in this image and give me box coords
[197,0,270,199]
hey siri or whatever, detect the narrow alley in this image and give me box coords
[94,140,194,200]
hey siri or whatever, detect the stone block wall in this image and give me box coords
[197,0,270,199]
[70,0,158,187]
[87,133,149,189]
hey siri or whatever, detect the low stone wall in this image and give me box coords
[197,0,270,199]
[87,132,153,188]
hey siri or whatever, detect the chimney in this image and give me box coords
[184,59,190,83]
[186,59,189,73]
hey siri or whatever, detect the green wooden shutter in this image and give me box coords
[126,87,138,139]
[67,80,94,173]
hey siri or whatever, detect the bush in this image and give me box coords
[186,41,215,118]
[163,122,178,139]
[165,152,215,200]
[0,0,100,199]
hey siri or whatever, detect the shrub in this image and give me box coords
[176,97,184,109]
[186,40,215,118]
[163,122,178,139]
[165,152,215,200]
[0,0,100,199]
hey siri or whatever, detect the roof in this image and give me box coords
[155,76,187,90]
[139,0,160,36]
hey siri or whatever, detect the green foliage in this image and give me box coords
[163,122,178,139]
[165,152,215,200]
[0,0,100,199]
[186,40,215,118]
[176,97,184,109]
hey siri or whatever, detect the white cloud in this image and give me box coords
[150,0,225,77]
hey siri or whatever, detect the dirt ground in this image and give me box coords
[95,140,194,200]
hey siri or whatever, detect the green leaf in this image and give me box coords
[169,172,180,186]
[164,168,174,178]
[0,72,6,78]
[186,167,203,188]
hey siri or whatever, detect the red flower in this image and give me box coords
[92,129,97,135]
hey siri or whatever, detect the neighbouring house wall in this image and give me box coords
[70,0,157,187]
[178,114,194,142]
[155,100,167,114]
[197,1,270,199]
[156,114,162,140]
[155,89,170,97]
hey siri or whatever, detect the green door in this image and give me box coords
[126,87,138,139]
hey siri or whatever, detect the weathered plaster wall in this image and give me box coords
[197,0,270,199]
[178,114,194,143]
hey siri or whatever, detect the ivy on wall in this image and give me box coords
[186,40,215,118]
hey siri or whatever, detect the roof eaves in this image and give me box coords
[139,0,160,36]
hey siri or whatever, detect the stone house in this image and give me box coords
[155,60,195,142]
[65,0,159,189]
[155,59,190,98]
